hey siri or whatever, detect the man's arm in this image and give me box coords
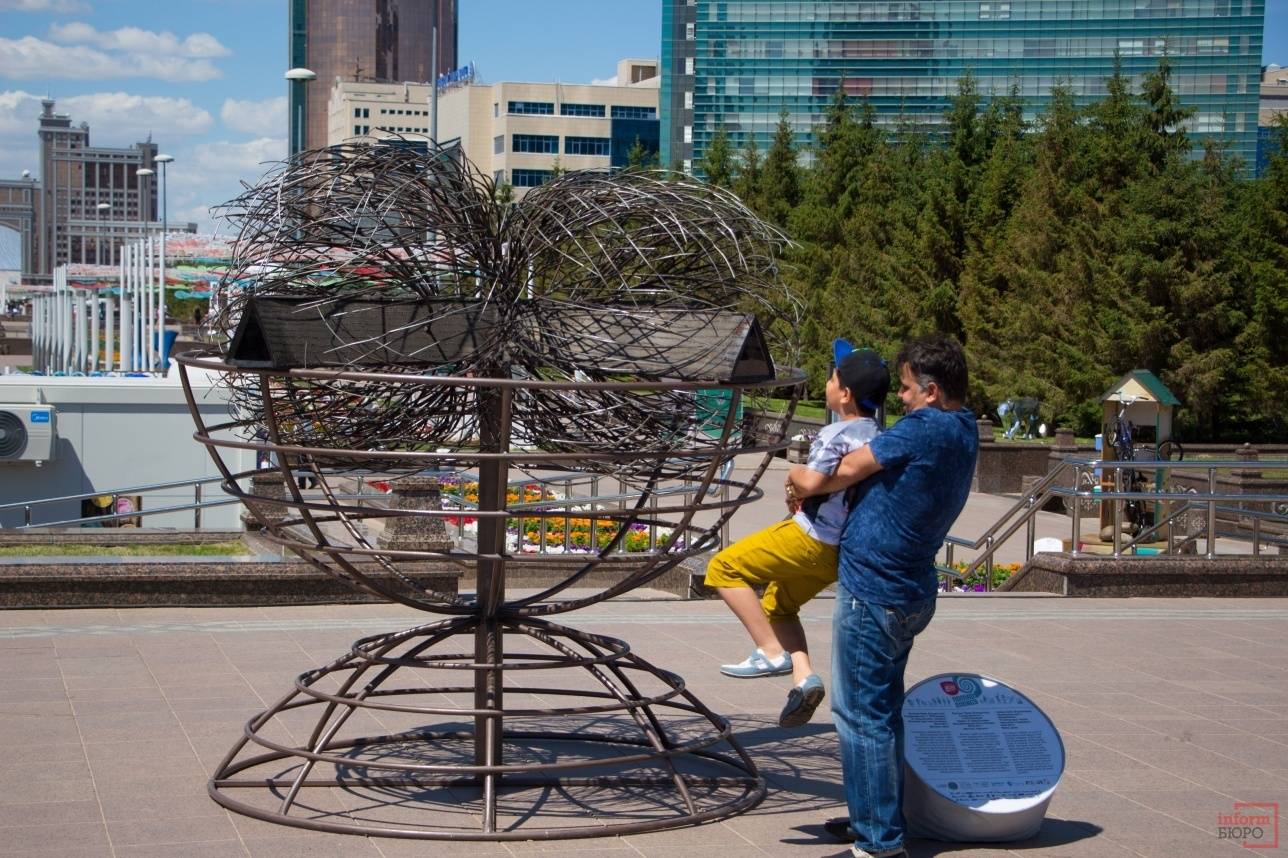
[789,445,883,498]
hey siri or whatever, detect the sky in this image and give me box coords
[0,0,663,245]
[0,0,1285,250]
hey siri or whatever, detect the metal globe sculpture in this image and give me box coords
[179,140,804,840]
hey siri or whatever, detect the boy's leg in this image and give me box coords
[769,615,811,682]
[704,520,818,670]
[762,543,838,727]
[716,586,786,659]
[763,556,838,686]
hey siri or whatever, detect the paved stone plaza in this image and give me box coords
[2,593,1286,857]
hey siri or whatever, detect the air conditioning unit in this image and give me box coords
[0,405,57,463]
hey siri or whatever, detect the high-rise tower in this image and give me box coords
[289,0,458,153]
[662,1,1265,175]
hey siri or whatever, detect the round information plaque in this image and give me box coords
[902,673,1064,842]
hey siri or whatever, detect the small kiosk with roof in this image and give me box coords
[1098,370,1181,533]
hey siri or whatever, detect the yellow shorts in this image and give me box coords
[703,519,838,620]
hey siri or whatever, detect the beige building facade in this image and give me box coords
[1262,64,1288,128]
[327,59,660,197]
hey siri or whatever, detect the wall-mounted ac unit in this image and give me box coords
[0,405,57,463]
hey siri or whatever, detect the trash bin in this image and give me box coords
[158,329,179,366]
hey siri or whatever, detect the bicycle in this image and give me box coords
[1105,396,1148,534]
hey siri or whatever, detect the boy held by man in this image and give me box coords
[704,340,889,728]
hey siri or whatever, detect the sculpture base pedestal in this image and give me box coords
[207,617,764,840]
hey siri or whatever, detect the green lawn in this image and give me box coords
[0,542,250,557]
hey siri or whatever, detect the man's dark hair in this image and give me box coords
[896,334,968,403]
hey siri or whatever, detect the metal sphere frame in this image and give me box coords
[183,140,805,840]
[179,357,802,840]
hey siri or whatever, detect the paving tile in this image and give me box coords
[0,822,110,855]
[240,834,384,856]
[366,837,512,856]
[114,843,250,858]
[0,778,97,806]
[97,788,228,822]
[3,595,1288,855]
[0,800,102,829]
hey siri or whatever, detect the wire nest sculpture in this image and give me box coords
[179,140,807,841]
[209,141,799,482]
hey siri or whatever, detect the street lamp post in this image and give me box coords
[131,167,154,373]
[91,202,111,372]
[285,68,317,157]
[154,154,174,371]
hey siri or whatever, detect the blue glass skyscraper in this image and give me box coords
[662,1,1265,173]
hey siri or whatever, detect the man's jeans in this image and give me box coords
[831,583,936,853]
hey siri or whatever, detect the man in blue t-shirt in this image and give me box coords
[789,334,978,858]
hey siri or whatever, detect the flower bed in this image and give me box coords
[436,479,674,554]
[940,562,1021,592]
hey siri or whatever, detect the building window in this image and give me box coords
[493,102,499,117]
[684,91,693,109]
[560,102,606,117]
[565,136,610,156]
[494,135,504,154]
[512,169,553,187]
[685,22,695,39]
[683,125,692,144]
[354,125,362,135]
[508,100,554,115]
[513,134,559,153]
[684,57,694,75]
[610,105,657,120]
[494,169,506,185]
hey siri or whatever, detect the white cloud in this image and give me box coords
[190,137,286,177]
[49,22,229,58]
[61,91,215,139]
[590,76,618,87]
[0,90,213,168]
[220,96,286,137]
[0,35,223,81]
[174,138,288,233]
[0,0,90,12]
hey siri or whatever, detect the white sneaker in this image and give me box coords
[850,845,906,858]
[719,648,792,678]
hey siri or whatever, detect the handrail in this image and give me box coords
[0,475,227,513]
[942,456,1288,592]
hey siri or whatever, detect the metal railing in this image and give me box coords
[942,456,1288,592]
[1,471,384,531]
[0,475,232,530]
[430,461,735,555]
[4,463,736,555]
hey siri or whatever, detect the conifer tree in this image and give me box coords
[758,108,802,227]
[699,128,735,187]
[732,132,762,209]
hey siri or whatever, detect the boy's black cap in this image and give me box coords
[832,339,890,413]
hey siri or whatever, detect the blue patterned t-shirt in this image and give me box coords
[838,407,978,606]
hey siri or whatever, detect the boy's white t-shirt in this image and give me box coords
[792,416,880,545]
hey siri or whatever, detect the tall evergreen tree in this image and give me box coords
[758,108,802,226]
[699,128,735,188]
[624,136,659,171]
[732,133,763,208]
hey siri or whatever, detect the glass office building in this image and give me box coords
[662,1,1265,174]
[290,0,459,153]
